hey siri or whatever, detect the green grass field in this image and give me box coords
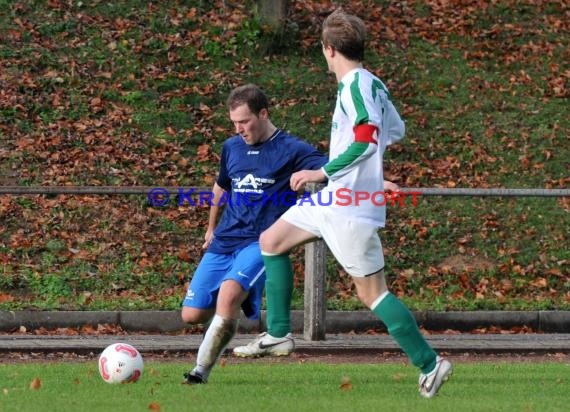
[0,360,568,411]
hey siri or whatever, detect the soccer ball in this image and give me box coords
[98,343,144,384]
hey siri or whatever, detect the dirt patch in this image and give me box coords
[438,254,496,272]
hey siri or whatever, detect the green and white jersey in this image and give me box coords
[322,68,405,227]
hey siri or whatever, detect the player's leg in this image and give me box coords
[233,204,321,357]
[327,216,452,397]
[354,272,452,397]
[181,252,230,384]
[184,243,265,383]
[185,280,246,384]
[260,217,316,338]
[353,272,438,371]
[261,198,326,339]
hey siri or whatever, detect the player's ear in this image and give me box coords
[259,108,269,119]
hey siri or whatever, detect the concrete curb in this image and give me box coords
[1,310,569,333]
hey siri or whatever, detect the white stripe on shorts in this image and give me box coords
[249,266,265,287]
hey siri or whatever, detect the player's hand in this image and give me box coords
[202,230,214,249]
[383,180,400,193]
[290,169,326,192]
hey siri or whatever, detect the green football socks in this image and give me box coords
[372,292,437,373]
[262,253,294,338]
[262,253,437,373]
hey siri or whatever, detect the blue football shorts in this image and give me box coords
[182,241,266,319]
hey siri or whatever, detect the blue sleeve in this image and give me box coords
[293,139,328,171]
[216,143,231,192]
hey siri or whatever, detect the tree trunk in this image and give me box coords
[257,0,288,31]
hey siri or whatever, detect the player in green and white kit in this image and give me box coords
[233,9,452,398]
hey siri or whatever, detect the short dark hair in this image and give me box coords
[226,84,269,116]
[322,9,366,62]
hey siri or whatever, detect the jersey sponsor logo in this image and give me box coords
[236,174,259,189]
[185,289,195,300]
[247,150,260,155]
[233,174,275,194]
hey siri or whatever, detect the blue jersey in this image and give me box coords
[208,129,327,253]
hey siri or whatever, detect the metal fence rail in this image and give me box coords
[401,188,570,197]
[1,185,569,197]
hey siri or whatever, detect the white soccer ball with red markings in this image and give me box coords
[98,343,144,384]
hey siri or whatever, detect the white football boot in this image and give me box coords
[233,332,295,358]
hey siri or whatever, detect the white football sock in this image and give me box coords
[195,314,238,378]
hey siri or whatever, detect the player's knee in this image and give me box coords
[180,310,197,324]
[259,230,281,253]
[259,230,271,251]
[180,308,209,324]
[218,281,247,313]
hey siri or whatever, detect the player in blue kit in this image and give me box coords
[180,84,327,384]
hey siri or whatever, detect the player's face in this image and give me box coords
[229,104,268,145]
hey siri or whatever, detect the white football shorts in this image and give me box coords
[281,195,385,277]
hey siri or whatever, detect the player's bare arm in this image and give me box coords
[290,169,326,192]
[203,182,226,249]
